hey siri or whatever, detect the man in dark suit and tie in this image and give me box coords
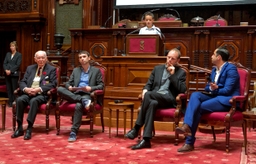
[57,50,104,142]
[175,47,240,152]
[125,48,187,149]
[11,50,57,140]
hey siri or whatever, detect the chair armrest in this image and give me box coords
[138,94,142,100]
[90,90,104,106]
[175,93,188,116]
[229,95,246,105]
[14,88,21,95]
[47,88,57,95]
[225,95,246,122]
[46,88,58,105]
[91,90,104,96]
[176,93,187,101]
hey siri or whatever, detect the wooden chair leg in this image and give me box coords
[211,126,216,142]
[12,104,16,131]
[46,114,49,134]
[138,128,142,141]
[152,124,155,137]
[225,124,231,153]
[56,112,60,135]
[100,112,104,132]
[90,115,93,138]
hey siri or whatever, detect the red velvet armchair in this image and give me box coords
[200,62,250,152]
[55,60,106,137]
[158,14,178,21]
[204,15,228,26]
[12,62,60,134]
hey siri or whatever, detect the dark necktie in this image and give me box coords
[37,67,42,76]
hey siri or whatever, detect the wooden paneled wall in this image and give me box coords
[0,0,255,128]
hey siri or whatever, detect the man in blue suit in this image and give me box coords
[176,47,240,152]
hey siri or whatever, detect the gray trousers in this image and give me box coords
[57,86,91,133]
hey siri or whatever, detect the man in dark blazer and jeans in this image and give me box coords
[57,50,104,142]
[11,50,57,140]
[125,48,187,150]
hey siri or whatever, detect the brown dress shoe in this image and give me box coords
[177,144,194,152]
[175,124,192,136]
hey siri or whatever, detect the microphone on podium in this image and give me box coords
[121,28,141,56]
[153,28,165,43]
[214,14,221,27]
[101,16,113,28]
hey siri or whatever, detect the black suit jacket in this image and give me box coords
[19,63,57,95]
[3,51,22,76]
[65,66,104,105]
[65,66,104,91]
[144,64,187,105]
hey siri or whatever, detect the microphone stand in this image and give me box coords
[101,16,112,28]
[154,28,165,43]
[166,8,181,20]
[141,9,160,21]
[214,14,220,27]
[121,28,141,56]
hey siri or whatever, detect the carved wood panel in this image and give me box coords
[0,0,31,13]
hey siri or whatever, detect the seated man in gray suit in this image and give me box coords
[125,48,187,150]
[57,51,104,142]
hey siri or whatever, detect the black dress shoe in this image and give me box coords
[24,130,32,140]
[131,139,151,150]
[11,129,24,138]
[125,128,138,140]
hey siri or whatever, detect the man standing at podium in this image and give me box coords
[125,48,187,150]
[139,12,162,37]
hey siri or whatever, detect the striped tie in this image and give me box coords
[37,67,42,76]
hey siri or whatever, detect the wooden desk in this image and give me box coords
[242,111,256,155]
[108,102,134,138]
[0,97,8,131]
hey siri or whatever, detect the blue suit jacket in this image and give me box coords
[204,62,240,106]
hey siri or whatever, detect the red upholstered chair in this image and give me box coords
[0,85,7,93]
[138,65,189,145]
[158,14,178,21]
[200,62,250,152]
[55,60,105,137]
[204,15,228,26]
[12,62,60,133]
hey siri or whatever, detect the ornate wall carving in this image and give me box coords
[0,0,31,13]
[58,0,80,5]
